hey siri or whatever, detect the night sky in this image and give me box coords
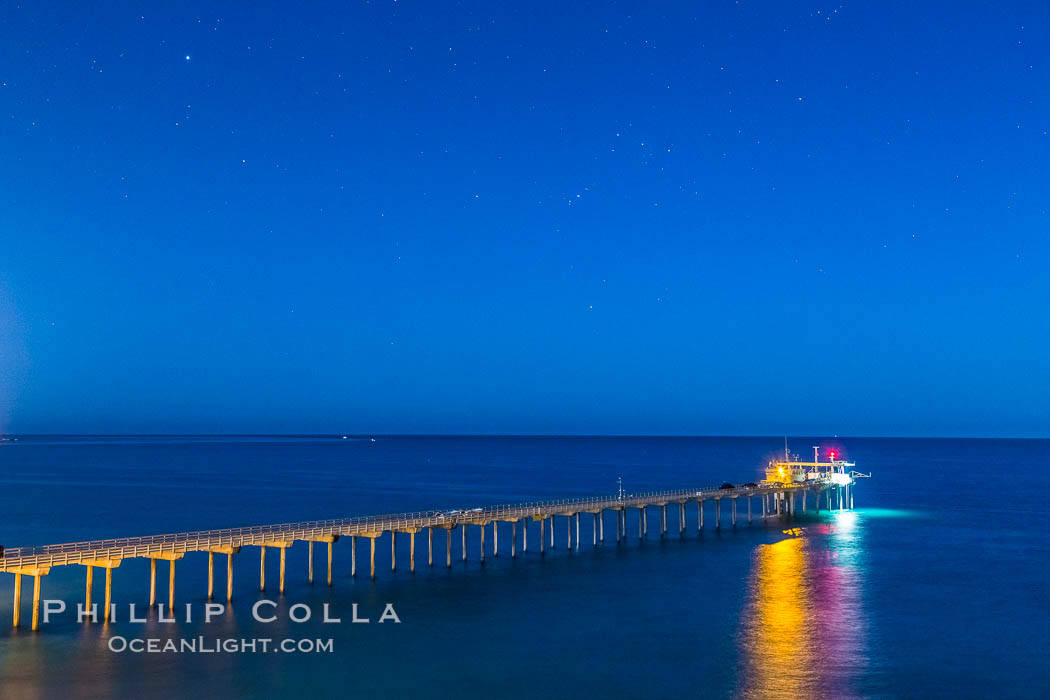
[1,2,1047,436]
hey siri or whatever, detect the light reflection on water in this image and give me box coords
[736,513,868,699]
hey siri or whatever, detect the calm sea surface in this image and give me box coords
[0,436,1046,699]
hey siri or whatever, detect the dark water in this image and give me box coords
[0,436,1046,699]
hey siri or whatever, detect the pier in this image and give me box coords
[1,478,858,630]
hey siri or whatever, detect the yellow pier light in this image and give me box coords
[305,535,339,586]
[7,566,51,630]
[390,529,419,574]
[80,558,121,623]
[206,546,240,601]
[257,541,292,593]
[12,573,20,628]
[146,553,183,614]
[354,533,382,579]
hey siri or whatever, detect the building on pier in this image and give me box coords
[762,445,870,520]
[764,445,863,486]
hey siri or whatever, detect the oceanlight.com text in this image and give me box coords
[108,636,335,654]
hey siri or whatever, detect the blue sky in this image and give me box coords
[1,1,1047,436]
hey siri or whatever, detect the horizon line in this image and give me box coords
[4,432,1048,441]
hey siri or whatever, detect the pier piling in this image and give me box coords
[150,559,157,606]
[12,574,21,628]
[328,542,334,585]
[325,541,333,587]
[227,553,234,601]
[85,566,93,613]
[103,568,112,622]
[31,575,41,631]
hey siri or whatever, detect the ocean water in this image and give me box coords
[0,436,1046,699]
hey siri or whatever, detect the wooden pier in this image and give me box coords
[1,479,856,630]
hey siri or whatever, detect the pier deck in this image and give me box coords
[1,478,856,630]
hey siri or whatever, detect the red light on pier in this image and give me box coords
[829,450,837,460]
